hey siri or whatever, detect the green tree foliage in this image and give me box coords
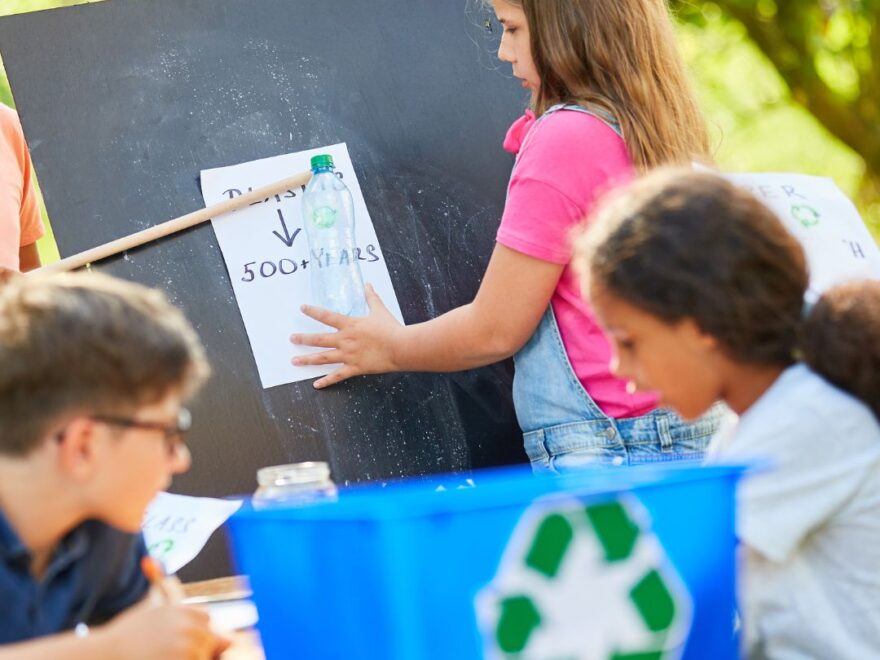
[673,0,880,227]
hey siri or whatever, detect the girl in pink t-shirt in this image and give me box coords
[293,0,722,471]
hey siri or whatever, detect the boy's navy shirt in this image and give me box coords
[0,507,149,644]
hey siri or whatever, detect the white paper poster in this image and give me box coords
[201,143,402,388]
[142,492,242,575]
[724,172,880,296]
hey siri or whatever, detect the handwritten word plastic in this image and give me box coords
[201,143,403,388]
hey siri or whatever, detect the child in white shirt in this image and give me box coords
[575,167,880,658]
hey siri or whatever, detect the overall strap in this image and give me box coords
[545,102,623,138]
[516,103,624,162]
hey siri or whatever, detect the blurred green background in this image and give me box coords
[2,0,877,264]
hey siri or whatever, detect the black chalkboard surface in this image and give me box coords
[0,0,528,580]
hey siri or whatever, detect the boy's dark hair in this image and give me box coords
[0,271,210,456]
[575,168,880,417]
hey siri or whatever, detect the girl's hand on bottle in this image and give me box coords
[290,284,403,388]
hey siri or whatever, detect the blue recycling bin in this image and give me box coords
[226,463,745,659]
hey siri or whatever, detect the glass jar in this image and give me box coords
[252,461,338,509]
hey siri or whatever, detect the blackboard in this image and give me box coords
[0,0,528,580]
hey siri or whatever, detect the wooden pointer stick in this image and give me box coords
[33,169,313,275]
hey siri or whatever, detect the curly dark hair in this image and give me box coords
[802,280,880,418]
[575,168,880,416]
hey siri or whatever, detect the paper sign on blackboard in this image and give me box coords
[201,143,403,388]
[724,172,880,297]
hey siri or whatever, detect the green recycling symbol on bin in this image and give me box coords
[476,497,692,659]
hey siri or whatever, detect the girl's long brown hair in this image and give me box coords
[508,0,711,170]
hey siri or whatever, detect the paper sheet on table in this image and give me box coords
[205,600,260,632]
[724,172,880,296]
[200,143,403,388]
[142,492,242,574]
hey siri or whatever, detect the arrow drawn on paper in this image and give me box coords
[273,209,301,247]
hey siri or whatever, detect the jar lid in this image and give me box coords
[257,461,331,487]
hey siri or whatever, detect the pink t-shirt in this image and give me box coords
[0,104,43,272]
[497,108,658,419]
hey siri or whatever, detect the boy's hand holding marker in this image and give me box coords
[115,556,231,659]
[89,600,230,660]
[0,561,230,660]
[141,555,187,604]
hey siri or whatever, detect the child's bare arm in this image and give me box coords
[292,243,564,387]
[17,242,41,272]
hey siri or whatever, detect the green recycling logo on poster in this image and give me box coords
[476,497,692,659]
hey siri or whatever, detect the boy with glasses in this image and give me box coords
[0,270,228,659]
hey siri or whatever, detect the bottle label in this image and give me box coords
[311,206,338,229]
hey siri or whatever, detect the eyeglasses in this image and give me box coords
[90,407,192,457]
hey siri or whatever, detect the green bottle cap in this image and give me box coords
[310,154,334,170]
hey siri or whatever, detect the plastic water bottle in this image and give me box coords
[301,154,367,316]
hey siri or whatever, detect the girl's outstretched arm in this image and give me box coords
[291,243,563,388]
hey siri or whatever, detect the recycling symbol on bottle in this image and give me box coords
[311,205,338,228]
[476,496,692,659]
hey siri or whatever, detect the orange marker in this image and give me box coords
[141,555,180,603]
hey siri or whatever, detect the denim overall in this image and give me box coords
[511,104,722,473]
